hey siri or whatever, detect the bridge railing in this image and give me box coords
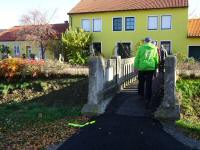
[120,58,136,88]
[81,56,137,115]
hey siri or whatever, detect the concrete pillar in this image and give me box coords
[81,56,112,115]
[155,56,180,120]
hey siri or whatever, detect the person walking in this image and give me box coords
[159,45,168,73]
[134,37,159,108]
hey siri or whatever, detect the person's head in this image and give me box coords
[144,37,152,43]
[151,41,157,46]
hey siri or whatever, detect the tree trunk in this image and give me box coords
[40,42,45,59]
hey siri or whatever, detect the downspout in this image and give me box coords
[69,15,73,28]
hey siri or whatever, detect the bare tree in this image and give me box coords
[18,9,58,59]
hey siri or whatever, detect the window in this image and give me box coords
[117,43,131,58]
[14,45,20,56]
[39,47,44,59]
[26,46,32,58]
[93,19,102,32]
[161,15,172,30]
[125,17,135,31]
[113,18,122,31]
[82,19,90,32]
[160,41,171,54]
[148,16,158,30]
[93,42,102,55]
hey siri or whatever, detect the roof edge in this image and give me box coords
[68,6,188,15]
[187,36,200,38]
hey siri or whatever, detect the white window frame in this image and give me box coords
[112,17,123,32]
[147,16,159,30]
[92,42,102,54]
[124,16,136,31]
[160,40,172,54]
[92,18,102,32]
[81,19,91,32]
[161,15,172,30]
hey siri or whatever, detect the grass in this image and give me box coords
[176,78,200,140]
[0,102,82,132]
[0,77,89,149]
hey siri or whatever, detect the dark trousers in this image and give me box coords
[158,61,165,73]
[138,70,155,102]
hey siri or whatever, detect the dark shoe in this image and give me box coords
[145,101,150,109]
[138,95,144,100]
[138,93,144,97]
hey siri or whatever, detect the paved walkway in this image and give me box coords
[58,87,197,150]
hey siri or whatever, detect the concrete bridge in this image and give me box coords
[57,55,200,150]
[82,55,180,120]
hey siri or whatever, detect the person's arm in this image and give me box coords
[164,49,168,57]
[154,47,159,69]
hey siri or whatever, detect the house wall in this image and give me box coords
[187,38,200,46]
[70,8,190,58]
[0,41,54,60]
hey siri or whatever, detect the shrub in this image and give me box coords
[22,59,45,78]
[177,57,200,70]
[0,58,24,80]
[62,27,93,65]
[0,58,45,80]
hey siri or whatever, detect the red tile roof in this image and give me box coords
[188,19,200,37]
[69,0,188,14]
[0,23,68,42]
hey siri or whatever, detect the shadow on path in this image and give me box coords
[58,114,195,150]
[58,84,196,150]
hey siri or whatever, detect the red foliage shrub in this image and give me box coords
[0,58,45,80]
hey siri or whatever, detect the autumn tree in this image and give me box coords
[19,10,58,59]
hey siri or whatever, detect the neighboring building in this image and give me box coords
[68,0,200,59]
[0,29,6,33]
[0,22,68,59]
[188,19,200,60]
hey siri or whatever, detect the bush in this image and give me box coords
[62,27,93,65]
[176,79,200,139]
[0,58,45,80]
[0,58,24,80]
[177,57,200,70]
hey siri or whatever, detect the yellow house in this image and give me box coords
[0,23,68,60]
[68,0,200,59]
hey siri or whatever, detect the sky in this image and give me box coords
[0,0,199,29]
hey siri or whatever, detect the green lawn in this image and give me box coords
[0,102,82,132]
[0,77,89,149]
[176,78,200,140]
